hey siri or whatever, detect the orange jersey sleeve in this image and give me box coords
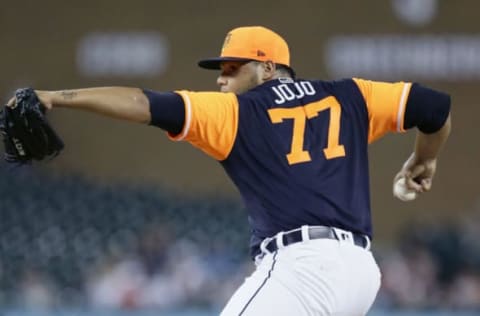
[353,78,412,143]
[168,91,239,161]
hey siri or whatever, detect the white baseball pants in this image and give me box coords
[220,237,381,316]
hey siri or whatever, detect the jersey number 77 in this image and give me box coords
[268,96,346,165]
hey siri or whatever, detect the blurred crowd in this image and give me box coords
[376,215,480,309]
[1,163,480,312]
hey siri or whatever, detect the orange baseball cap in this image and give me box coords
[198,26,290,69]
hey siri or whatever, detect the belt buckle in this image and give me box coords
[332,227,354,244]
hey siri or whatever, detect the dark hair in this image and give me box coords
[276,64,296,79]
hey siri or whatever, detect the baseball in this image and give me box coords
[393,177,417,201]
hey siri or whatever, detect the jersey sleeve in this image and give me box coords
[353,78,412,143]
[168,91,239,161]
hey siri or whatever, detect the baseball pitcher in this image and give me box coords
[2,26,451,315]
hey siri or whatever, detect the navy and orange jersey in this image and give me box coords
[169,78,412,257]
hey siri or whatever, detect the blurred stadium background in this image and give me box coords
[1,0,479,315]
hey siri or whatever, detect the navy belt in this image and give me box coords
[262,226,370,253]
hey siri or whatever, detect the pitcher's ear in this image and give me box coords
[262,60,276,80]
